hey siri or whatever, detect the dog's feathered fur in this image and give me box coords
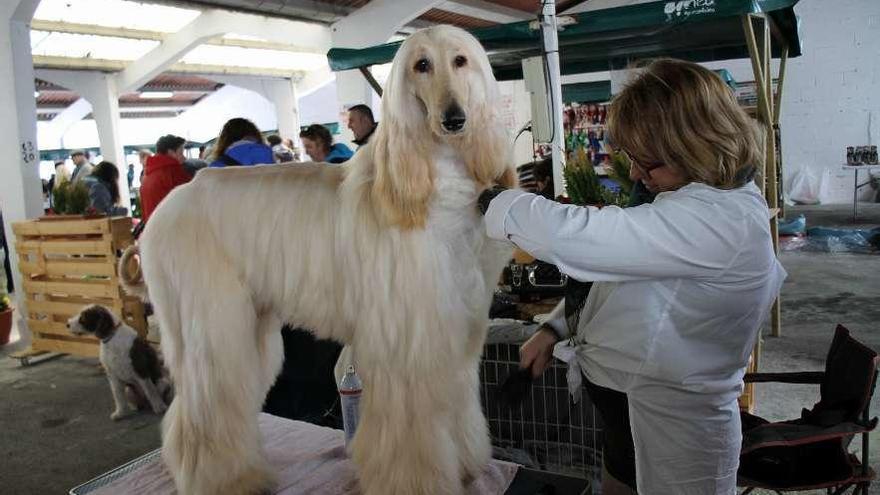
[120,26,515,495]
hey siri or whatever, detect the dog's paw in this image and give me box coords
[111,409,134,421]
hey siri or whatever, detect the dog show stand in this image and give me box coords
[69,413,588,495]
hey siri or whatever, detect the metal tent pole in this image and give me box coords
[539,0,567,198]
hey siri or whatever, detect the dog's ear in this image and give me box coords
[80,305,116,341]
[369,44,435,230]
[456,33,516,190]
[462,122,516,189]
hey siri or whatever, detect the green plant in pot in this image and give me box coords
[51,180,90,215]
[563,147,605,206]
[605,150,634,197]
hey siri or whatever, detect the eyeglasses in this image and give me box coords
[621,149,665,178]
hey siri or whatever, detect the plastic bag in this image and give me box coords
[804,227,880,254]
[787,169,820,205]
[778,214,806,235]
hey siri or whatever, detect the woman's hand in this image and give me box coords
[477,185,508,215]
[519,325,559,378]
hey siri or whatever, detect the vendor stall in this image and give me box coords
[329,0,800,341]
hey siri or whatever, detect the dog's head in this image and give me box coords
[370,25,516,229]
[67,304,120,341]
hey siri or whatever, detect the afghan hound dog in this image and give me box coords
[119,25,516,495]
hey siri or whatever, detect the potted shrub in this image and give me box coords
[0,293,12,346]
[48,180,92,217]
[564,148,634,207]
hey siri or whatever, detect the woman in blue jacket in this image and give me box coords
[209,118,274,167]
[299,124,353,164]
[82,161,128,216]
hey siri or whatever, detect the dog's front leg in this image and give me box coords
[451,363,491,484]
[108,376,135,420]
[136,377,168,415]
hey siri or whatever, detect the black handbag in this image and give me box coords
[503,260,568,300]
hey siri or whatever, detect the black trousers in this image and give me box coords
[584,378,637,490]
[262,326,343,429]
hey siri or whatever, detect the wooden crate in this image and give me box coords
[11,216,146,358]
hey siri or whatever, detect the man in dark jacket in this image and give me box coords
[347,104,377,148]
[140,135,190,223]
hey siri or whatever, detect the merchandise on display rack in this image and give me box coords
[846,146,879,165]
[537,102,610,167]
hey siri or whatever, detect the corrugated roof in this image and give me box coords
[417,9,498,29]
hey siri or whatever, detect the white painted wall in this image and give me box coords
[700,0,880,203]
[298,80,344,128]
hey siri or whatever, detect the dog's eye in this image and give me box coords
[414,58,431,73]
[454,55,467,68]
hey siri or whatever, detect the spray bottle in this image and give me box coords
[338,365,363,449]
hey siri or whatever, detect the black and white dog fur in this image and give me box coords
[67,304,170,420]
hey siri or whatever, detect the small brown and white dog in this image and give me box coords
[67,304,170,420]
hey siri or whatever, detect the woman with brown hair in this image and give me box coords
[299,124,353,164]
[209,117,273,168]
[479,59,786,494]
[83,161,128,216]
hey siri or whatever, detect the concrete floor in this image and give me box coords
[1,203,879,494]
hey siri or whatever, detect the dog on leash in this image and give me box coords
[119,25,515,495]
[68,304,170,420]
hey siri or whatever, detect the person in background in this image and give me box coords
[182,156,208,177]
[479,59,784,494]
[82,161,128,216]
[47,160,69,211]
[530,158,555,200]
[138,149,152,167]
[127,163,135,190]
[138,149,153,183]
[48,160,69,191]
[347,104,377,148]
[69,150,93,183]
[282,138,302,162]
[299,124,353,164]
[140,135,190,223]
[198,145,207,160]
[266,135,295,163]
[209,118,274,167]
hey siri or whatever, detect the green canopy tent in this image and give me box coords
[328,0,801,345]
[561,69,733,104]
[328,0,800,80]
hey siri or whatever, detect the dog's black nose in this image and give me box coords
[442,103,466,133]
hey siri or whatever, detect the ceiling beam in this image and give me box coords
[439,0,532,23]
[148,0,352,25]
[152,0,427,36]
[37,103,191,114]
[31,19,324,54]
[33,55,302,79]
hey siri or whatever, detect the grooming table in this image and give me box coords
[70,413,577,495]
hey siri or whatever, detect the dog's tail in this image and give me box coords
[119,244,149,300]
